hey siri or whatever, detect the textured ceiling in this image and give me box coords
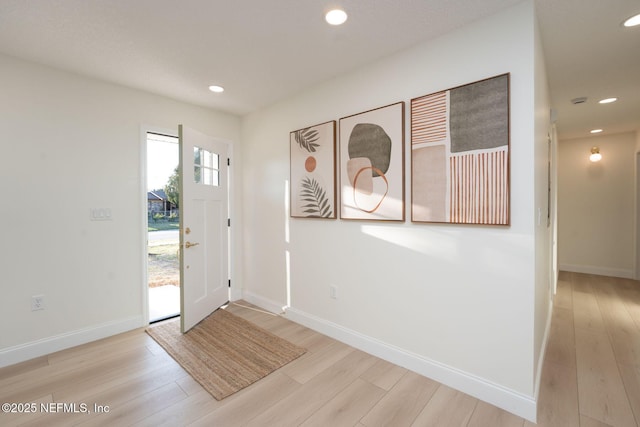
[0,0,638,139]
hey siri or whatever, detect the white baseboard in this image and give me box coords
[559,263,635,279]
[285,307,537,422]
[229,286,244,302]
[0,315,145,368]
[240,290,286,315]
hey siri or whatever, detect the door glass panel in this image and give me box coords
[193,146,219,187]
[203,168,212,186]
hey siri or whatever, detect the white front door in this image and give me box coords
[179,125,229,332]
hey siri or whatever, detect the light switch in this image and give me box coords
[90,208,113,221]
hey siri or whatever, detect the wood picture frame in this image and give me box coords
[290,120,337,218]
[339,102,405,221]
[411,74,510,225]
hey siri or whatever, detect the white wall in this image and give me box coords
[242,1,547,420]
[0,53,241,365]
[558,131,637,278]
[637,131,640,279]
[533,7,554,396]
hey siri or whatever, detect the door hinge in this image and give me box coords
[227,218,231,227]
[228,279,231,288]
[227,158,230,166]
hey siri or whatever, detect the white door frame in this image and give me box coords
[140,125,234,325]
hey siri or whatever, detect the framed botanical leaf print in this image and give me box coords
[290,121,337,218]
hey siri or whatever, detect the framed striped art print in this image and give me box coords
[410,74,510,225]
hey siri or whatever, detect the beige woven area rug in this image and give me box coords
[146,308,306,400]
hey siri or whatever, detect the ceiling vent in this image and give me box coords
[571,97,588,105]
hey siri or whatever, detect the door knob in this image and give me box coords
[185,241,200,249]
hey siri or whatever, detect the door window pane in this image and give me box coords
[193,146,219,186]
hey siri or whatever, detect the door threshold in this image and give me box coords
[150,313,180,324]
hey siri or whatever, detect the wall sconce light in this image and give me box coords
[589,146,602,162]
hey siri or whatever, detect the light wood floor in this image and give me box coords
[1,272,639,426]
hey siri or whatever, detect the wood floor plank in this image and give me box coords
[279,339,353,384]
[467,400,525,427]
[410,385,477,427]
[0,356,49,381]
[0,393,53,427]
[0,345,159,403]
[580,414,617,427]
[226,301,279,324]
[616,279,640,333]
[46,328,152,365]
[295,330,342,354]
[573,282,607,333]
[596,288,640,368]
[575,328,636,427]
[545,307,576,366]
[226,303,327,350]
[131,390,219,427]
[246,311,298,334]
[618,363,640,426]
[610,278,640,334]
[554,277,573,310]
[245,350,378,427]
[53,351,178,402]
[17,360,188,427]
[264,317,312,340]
[270,322,317,347]
[187,372,301,426]
[145,336,169,355]
[359,358,407,391]
[176,375,206,396]
[360,370,439,427]
[558,270,573,281]
[76,382,188,427]
[54,353,188,402]
[525,360,579,427]
[300,378,385,426]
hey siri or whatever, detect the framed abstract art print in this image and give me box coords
[339,102,405,221]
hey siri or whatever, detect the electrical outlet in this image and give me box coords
[31,295,45,311]
[330,285,337,299]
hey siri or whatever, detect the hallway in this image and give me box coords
[533,272,640,426]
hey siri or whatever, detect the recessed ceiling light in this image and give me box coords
[623,13,640,27]
[599,97,617,104]
[590,129,603,134]
[325,9,347,26]
[208,85,224,93]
